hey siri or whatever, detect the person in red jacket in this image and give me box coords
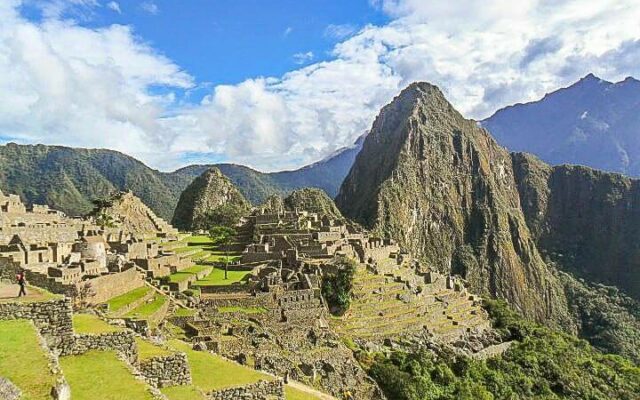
[16,271,27,297]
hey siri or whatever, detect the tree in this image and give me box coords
[199,204,246,230]
[209,226,236,280]
[322,256,357,315]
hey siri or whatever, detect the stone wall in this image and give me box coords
[0,377,21,400]
[199,284,253,295]
[208,379,284,400]
[84,267,144,304]
[0,298,73,349]
[61,331,138,363]
[138,352,192,388]
[0,226,79,246]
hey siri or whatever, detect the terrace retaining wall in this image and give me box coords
[208,379,284,400]
[138,352,192,388]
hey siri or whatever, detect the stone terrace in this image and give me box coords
[332,262,489,345]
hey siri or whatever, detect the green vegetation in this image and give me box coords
[192,267,250,286]
[560,271,640,363]
[173,307,197,317]
[136,337,172,361]
[285,386,325,400]
[0,320,58,399]
[168,266,211,283]
[73,314,121,334]
[321,256,357,315]
[283,187,344,219]
[209,226,237,280]
[61,350,154,400]
[106,286,151,313]
[0,143,355,221]
[366,300,640,400]
[203,203,247,228]
[218,306,267,314]
[168,339,272,390]
[187,235,214,244]
[126,294,167,319]
[161,385,206,400]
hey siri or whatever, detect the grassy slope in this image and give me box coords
[136,337,173,361]
[106,286,151,313]
[168,339,271,391]
[0,320,57,400]
[192,267,250,286]
[126,294,167,318]
[73,314,121,334]
[61,350,154,400]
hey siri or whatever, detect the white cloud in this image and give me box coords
[0,1,192,164]
[2,0,640,172]
[140,1,158,15]
[106,1,121,14]
[292,51,314,65]
[283,27,293,37]
[324,24,357,40]
[24,0,99,20]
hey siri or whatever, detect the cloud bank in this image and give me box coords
[1,0,640,171]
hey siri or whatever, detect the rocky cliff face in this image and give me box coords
[336,82,570,325]
[171,167,250,231]
[512,152,640,300]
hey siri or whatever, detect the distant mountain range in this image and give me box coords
[1,73,638,222]
[0,134,365,220]
[482,74,640,176]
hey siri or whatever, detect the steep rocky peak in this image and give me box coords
[371,82,463,141]
[171,166,250,231]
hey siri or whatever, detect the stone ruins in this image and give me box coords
[0,190,191,305]
[0,188,500,400]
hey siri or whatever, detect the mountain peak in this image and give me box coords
[336,83,568,323]
[574,73,610,87]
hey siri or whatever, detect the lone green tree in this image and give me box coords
[208,226,236,280]
[322,256,357,315]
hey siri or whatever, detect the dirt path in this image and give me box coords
[286,380,340,400]
[0,282,52,303]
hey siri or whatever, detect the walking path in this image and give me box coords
[287,380,340,400]
[0,282,54,303]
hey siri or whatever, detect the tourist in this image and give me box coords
[17,271,27,297]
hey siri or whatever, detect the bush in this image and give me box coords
[322,256,357,316]
[367,301,640,400]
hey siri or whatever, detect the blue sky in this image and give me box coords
[1,1,639,172]
[21,0,389,89]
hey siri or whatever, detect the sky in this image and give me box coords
[1,0,639,172]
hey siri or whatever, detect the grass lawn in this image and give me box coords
[168,339,272,391]
[60,350,154,400]
[126,294,167,319]
[73,314,121,334]
[161,385,206,400]
[136,337,172,361]
[187,235,214,244]
[106,286,151,313]
[168,265,212,283]
[0,320,58,399]
[174,307,196,317]
[218,306,267,314]
[192,267,250,287]
[206,253,241,263]
[285,386,326,400]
